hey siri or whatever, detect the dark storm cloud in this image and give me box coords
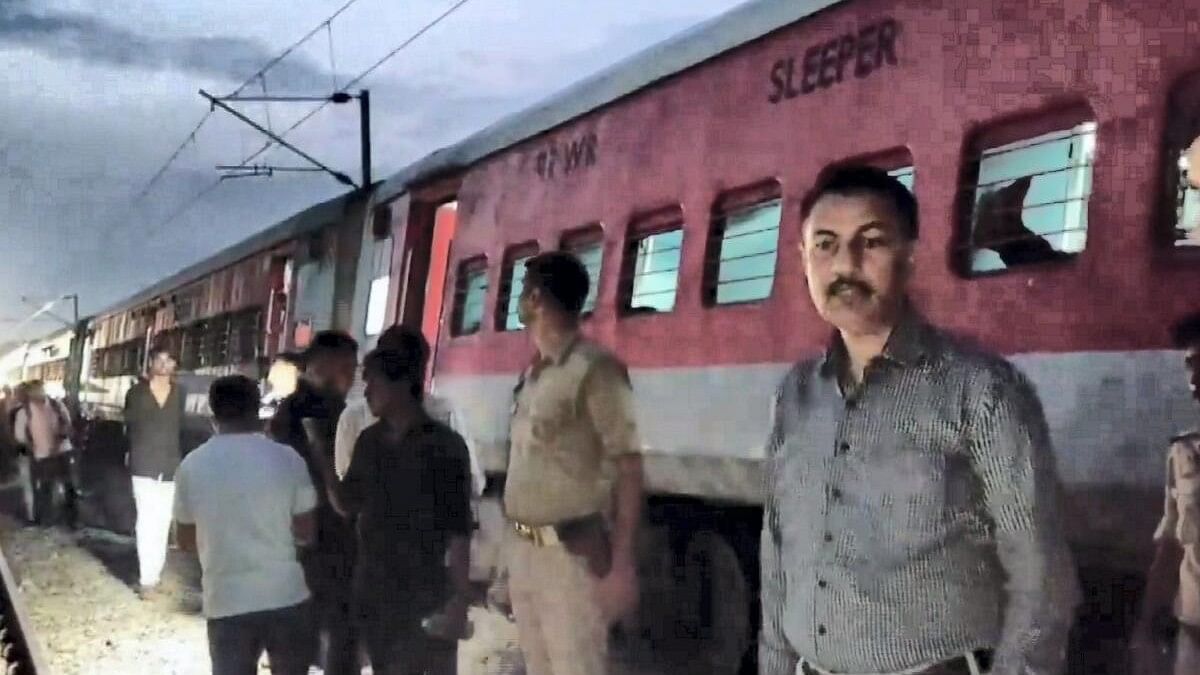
[0,1,332,91]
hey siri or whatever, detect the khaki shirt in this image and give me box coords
[1155,429,1200,626]
[504,337,641,526]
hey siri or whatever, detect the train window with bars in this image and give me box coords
[451,257,489,337]
[207,314,232,367]
[959,110,1096,274]
[622,209,684,315]
[1162,71,1200,247]
[230,309,262,364]
[497,244,539,332]
[704,182,782,306]
[561,226,604,316]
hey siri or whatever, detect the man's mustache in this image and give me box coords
[827,277,874,298]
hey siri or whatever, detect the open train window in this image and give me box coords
[620,208,684,315]
[704,181,782,306]
[450,257,489,337]
[561,225,604,317]
[1162,71,1200,248]
[496,244,539,332]
[958,109,1096,275]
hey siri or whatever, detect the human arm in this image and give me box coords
[172,464,196,553]
[759,382,799,675]
[12,409,29,446]
[968,368,1080,675]
[582,358,644,620]
[331,431,372,517]
[1134,449,1185,644]
[290,451,319,546]
[333,404,362,480]
[436,433,473,633]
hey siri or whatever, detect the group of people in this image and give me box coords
[0,380,81,526]
[100,164,1200,675]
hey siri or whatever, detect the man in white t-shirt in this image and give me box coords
[173,375,318,675]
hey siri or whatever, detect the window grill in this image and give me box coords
[451,258,488,337]
[960,120,1096,274]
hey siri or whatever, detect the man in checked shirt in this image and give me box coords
[759,165,1080,675]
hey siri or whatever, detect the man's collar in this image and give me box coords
[539,333,581,367]
[818,306,932,379]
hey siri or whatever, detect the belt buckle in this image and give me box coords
[513,521,545,546]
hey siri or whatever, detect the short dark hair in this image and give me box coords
[800,164,919,240]
[1172,311,1200,349]
[363,347,425,402]
[148,344,175,361]
[523,251,591,316]
[304,331,358,362]
[208,375,260,422]
[377,325,430,368]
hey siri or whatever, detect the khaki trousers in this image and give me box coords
[1177,624,1200,675]
[507,531,608,675]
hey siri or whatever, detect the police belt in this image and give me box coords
[511,513,613,577]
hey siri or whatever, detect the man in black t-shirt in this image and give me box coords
[269,330,358,675]
[329,335,472,675]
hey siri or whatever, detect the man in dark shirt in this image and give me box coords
[269,330,358,675]
[123,345,185,597]
[330,335,472,675]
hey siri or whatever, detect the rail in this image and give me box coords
[0,541,51,674]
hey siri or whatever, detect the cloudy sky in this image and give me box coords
[0,0,746,341]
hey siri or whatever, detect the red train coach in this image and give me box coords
[370,0,1200,671]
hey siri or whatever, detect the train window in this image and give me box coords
[451,257,489,337]
[1163,72,1200,247]
[1175,147,1200,246]
[621,208,684,315]
[705,182,782,306]
[889,165,915,192]
[497,244,539,332]
[562,226,604,316]
[364,233,393,336]
[960,115,1096,274]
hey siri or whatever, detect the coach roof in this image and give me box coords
[376,0,847,203]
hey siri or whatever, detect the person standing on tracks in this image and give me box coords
[333,324,486,497]
[173,375,317,675]
[503,251,645,675]
[1131,311,1200,675]
[269,330,359,675]
[759,166,1079,675]
[320,341,473,675]
[123,345,185,597]
[13,380,78,526]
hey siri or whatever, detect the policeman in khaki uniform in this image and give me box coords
[503,251,644,675]
[1134,310,1200,675]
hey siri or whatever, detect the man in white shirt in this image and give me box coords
[173,375,318,675]
[334,326,485,497]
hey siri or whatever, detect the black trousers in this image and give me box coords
[302,520,359,675]
[357,607,457,675]
[206,600,315,675]
[28,451,81,525]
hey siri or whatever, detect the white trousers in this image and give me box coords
[131,476,175,587]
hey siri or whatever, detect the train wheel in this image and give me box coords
[680,531,752,675]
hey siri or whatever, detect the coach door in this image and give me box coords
[393,188,459,384]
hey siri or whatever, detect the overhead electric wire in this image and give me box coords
[118,0,367,217]
[236,0,475,168]
[144,0,476,238]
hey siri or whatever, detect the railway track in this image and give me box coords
[0,541,49,675]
